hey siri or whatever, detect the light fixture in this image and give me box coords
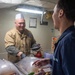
[16,8,45,14]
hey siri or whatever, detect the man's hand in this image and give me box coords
[32,58,50,68]
[17,52,26,59]
[17,52,23,57]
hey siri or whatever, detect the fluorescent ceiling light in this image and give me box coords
[1,0,25,4]
[16,8,45,14]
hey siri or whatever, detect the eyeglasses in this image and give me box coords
[19,22,25,25]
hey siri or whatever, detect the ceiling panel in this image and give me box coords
[40,1,55,10]
[24,0,43,7]
[40,0,57,4]
[0,3,16,8]
[0,0,58,10]
[23,0,57,10]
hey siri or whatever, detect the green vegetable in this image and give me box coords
[28,72,34,75]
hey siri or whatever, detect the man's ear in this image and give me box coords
[58,9,64,18]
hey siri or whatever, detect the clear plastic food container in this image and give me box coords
[15,57,52,75]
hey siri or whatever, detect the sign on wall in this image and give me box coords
[29,18,37,28]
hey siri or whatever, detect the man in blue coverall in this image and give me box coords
[33,0,75,75]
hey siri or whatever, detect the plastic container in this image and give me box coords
[15,57,41,75]
[0,59,23,75]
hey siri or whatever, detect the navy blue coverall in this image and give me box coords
[52,26,75,75]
